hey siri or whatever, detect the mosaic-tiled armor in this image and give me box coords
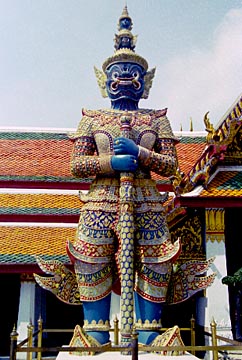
[67,107,180,344]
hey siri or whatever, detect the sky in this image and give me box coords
[0,0,242,131]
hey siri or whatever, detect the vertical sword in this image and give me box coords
[118,114,136,351]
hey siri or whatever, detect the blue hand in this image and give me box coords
[111,155,138,171]
[113,137,139,157]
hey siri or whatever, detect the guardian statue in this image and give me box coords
[35,6,215,353]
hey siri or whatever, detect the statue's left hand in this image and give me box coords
[111,155,138,172]
[113,137,139,156]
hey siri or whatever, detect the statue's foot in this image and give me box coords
[149,326,185,355]
[69,325,110,356]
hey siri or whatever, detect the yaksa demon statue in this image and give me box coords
[34,6,215,352]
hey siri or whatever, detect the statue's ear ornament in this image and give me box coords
[94,66,108,98]
[142,67,156,99]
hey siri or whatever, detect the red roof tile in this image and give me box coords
[0,139,72,177]
[176,143,205,175]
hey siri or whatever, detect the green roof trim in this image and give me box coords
[178,136,206,144]
[0,175,92,183]
[0,174,169,185]
[218,172,242,190]
[0,132,206,143]
[0,254,69,264]
[0,132,71,140]
[0,207,80,215]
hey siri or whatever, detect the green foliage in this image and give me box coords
[222,267,242,286]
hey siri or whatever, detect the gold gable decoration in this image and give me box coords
[170,212,205,263]
[224,125,242,163]
[205,208,225,243]
[178,94,242,193]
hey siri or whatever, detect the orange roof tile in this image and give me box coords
[0,193,81,209]
[199,171,242,197]
[0,226,75,263]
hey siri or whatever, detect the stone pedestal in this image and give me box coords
[56,351,199,360]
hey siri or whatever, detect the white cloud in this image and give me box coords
[150,8,242,131]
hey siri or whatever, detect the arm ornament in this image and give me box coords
[99,155,115,174]
[71,137,115,178]
[137,145,151,164]
[138,138,178,177]
[71,155,101,178]
[71,154,115,178]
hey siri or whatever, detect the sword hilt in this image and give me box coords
[120,114,132,139]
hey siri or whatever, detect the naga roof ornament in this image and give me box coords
[94,5,155,99]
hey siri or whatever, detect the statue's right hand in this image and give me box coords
[111,155,138,172]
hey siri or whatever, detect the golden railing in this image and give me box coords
[9,317,242,360]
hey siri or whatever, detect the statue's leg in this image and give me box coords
[82,295,111,344]
[134,211,181,345]
[67,209,116,345]
[134,291,164,344]
[134,262,171,345]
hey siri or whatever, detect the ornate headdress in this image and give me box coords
[94,5,155,99]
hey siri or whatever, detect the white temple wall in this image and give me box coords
[197,208,232,339]
[17,279,36,359]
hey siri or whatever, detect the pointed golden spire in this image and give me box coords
[190,117,193,132]
[102,5,148,71]
[121,4,130,20]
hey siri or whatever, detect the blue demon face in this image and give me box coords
[105,62,146,104]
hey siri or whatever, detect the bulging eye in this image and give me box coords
[132,71,140,80]
[112,72,119,80]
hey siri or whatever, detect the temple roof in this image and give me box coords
[179,167,242,208]
[0,131,80,187]
[178,93,242,195]
[175,136,206,175]
[199,169,242,197]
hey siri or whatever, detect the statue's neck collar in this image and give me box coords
[111,99,139,111]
